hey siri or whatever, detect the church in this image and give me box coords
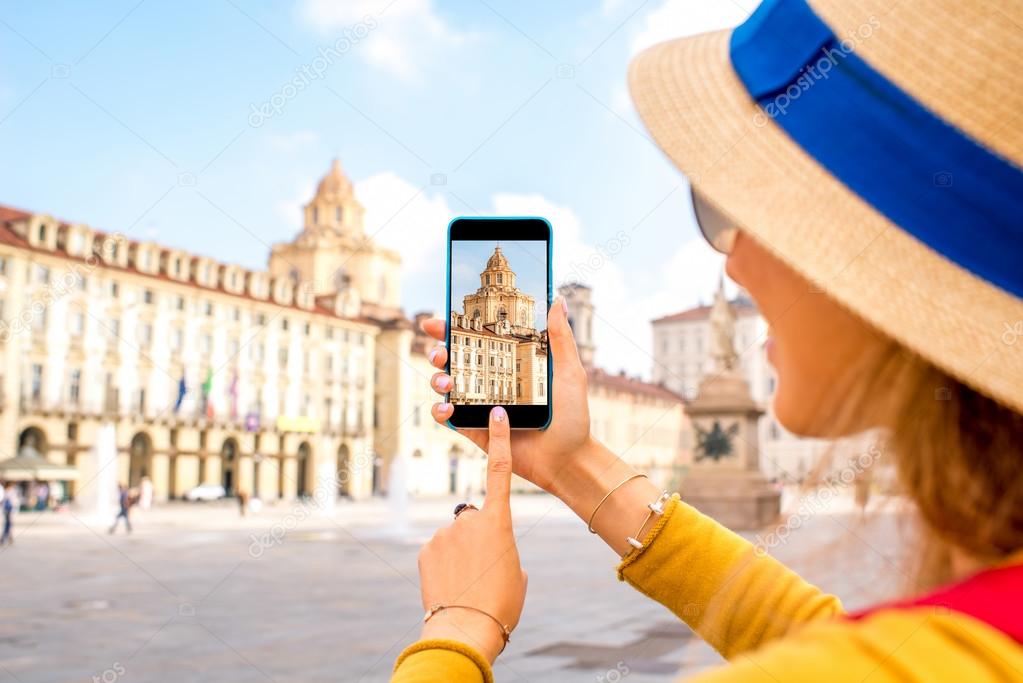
[448,245,548,405]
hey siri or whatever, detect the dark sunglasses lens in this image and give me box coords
[691,190,738,253]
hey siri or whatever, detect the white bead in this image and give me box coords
[627,537,643,549]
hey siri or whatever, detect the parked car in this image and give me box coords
[184,483,226,502]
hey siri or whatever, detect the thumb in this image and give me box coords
[548,296,585,383]
[483,406,512,516]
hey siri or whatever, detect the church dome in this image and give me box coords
[315,158,352,197]
[486,245,510,270]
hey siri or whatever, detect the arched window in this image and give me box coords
[497,273,503,284]
[498,307,507,322]
[485,274,490,285]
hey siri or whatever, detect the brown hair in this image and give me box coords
[856,343,1023,589]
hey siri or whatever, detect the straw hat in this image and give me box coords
[628,0,1023,414]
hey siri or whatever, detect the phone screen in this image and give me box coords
[445,217,553,429]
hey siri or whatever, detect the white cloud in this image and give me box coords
[300,0,469,82]
[630,0,757,55]
[355,171,453,277]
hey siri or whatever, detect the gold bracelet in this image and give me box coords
[586,473,648,534]
[625,491,670,552]
[423,604,512,653]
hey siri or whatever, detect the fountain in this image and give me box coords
[77,422,118,523]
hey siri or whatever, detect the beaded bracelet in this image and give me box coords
[625,491,671,551]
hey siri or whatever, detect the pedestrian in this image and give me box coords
[395,1,1023,680]
[1,483,13,546]
[237,489,249,517]
[109,483,132,534]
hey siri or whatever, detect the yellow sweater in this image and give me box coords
[392,496,1023,681]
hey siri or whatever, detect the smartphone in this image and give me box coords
[445,217,553,430]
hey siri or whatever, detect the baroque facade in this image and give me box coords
[0,159,691,505]
[448,246,547,405]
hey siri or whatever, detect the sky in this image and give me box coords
[451,240,547,330]
[0,0,756,378]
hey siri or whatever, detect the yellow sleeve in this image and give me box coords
[617,494,844,658]
[684,609,1023,682]
[390,639,492,683]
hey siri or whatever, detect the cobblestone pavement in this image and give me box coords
[0,492,909,682]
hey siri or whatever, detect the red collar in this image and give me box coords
[847,562,1023,645]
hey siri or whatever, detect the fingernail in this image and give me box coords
[428,348,439,364]
[439,402,452,412]
[438,376,452,390]
[492,406,506,422]
[560,296,568,316]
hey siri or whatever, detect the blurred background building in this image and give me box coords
[651,293,827,482]
[0,159,691,505]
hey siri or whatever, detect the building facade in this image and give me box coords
[0,160,691,506]
[448,246,547,405]
[0,161,394,504]
[651,293,827,481]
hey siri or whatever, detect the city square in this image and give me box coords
[0,491,905,682]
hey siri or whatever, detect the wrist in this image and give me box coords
[420,608,505,664]
[548,437,634,515]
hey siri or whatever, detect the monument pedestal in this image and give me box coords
[681,470,780,529]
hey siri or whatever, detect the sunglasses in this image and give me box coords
[691,188,739,254]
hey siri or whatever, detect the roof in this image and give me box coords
[0,203,380,328]
[651,297,758,324]
[586,367,684,403]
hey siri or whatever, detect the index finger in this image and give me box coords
[482,406,512,517]
[421,317,446,341]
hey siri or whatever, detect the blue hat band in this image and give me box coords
[729,0,1023,299]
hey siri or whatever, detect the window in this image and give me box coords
[109,281,119,298]
[70,310,85,336]
[517,383,522,397]
[313,207,319,224]
[35,265,50,284]
[204,300,213,316]
[172,327,183,351]
[143,289,154,304]
[201,334,212,354]
[30,364,42,399]
[476,354,483,365]
[0,257,6,275]
[463,352,470,364]
[257,313,267,326]
[279,348,288,366]
[232,307,241,322]
[413,405,421,427]
[37,224,46,243]
[335,206,342,222]
[497,274,503,284]
[139,323,153,345]
[539,382,545,397]
[304,322,311,336]
[326,327,334,340]
[485,275,490,285]
[69,369,81,404]
[282,318,289,331]
[107,318,120,339]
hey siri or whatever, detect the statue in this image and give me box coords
[709,276,738,372]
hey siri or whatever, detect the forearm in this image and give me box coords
[549,436,664,557]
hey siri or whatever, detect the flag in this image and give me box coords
[174,375,186,413]
[229,373,239,420]
[202,368,215,420]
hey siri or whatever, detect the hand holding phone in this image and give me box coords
[443,217,553,430]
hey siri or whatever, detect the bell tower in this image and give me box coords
[269,159,401,312]
[301,158,365,238]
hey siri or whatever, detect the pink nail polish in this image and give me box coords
[439,402,452,412]
[428,348,439,364]
[492,406,506,422]
[561,297,568,315]
[440,376,452,390]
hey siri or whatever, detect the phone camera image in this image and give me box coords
[449,240,548,406]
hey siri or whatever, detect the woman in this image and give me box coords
[392,0,1023,680]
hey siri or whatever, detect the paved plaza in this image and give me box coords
[0,491,907,683]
